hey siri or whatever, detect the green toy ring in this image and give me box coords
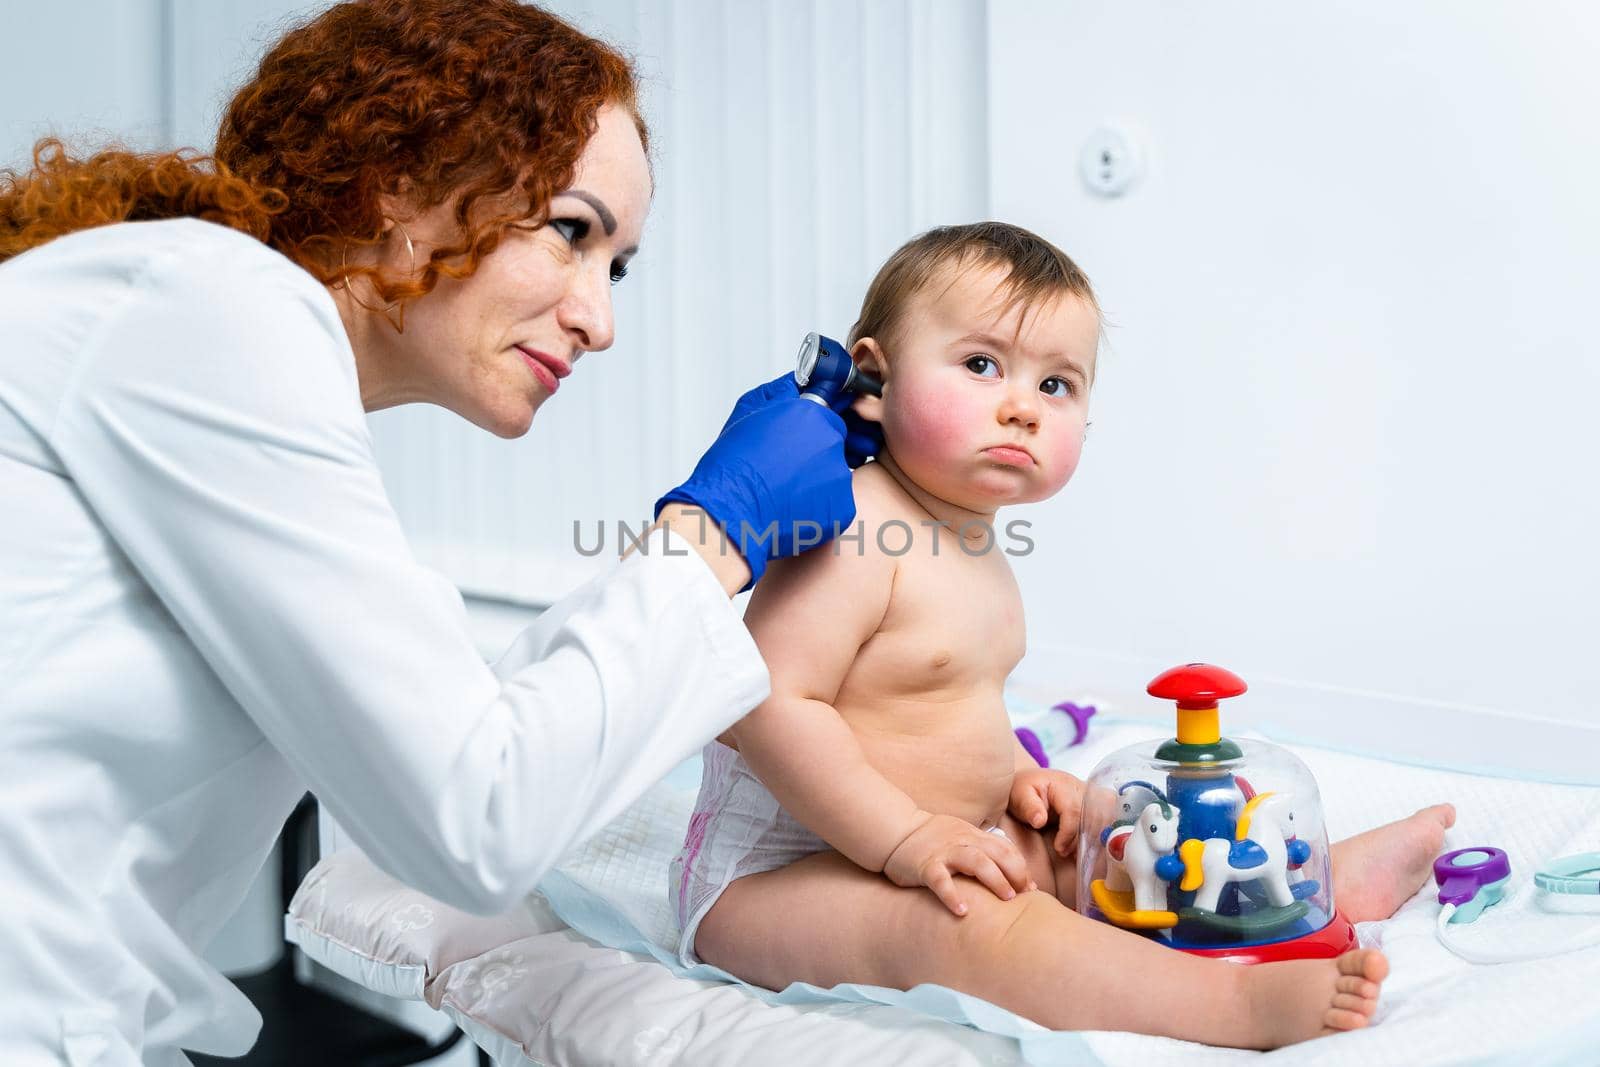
[1534,852,1600,896]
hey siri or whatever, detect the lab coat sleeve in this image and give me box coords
[46,230,769,914]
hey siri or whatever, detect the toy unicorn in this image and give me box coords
[1102,781,1165,894]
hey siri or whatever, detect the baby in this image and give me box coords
[670,223,1454,1049]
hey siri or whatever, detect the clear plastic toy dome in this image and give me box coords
[1075,665,1343,959]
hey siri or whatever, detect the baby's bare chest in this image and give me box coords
[850,545,1026,695]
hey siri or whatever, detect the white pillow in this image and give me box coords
[285,849,1023,1067]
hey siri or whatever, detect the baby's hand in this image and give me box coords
[1009,768,1084,858]
[882,812,1035,917]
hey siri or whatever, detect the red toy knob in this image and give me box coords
[1147,663,1247,748]
[1147,663,1247,710]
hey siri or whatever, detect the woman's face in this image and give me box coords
[344,104,652,437]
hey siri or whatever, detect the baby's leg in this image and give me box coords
[1331,804,1456,922]
[1015,803,1456,921]
[694,850,1386,1049]
[994,811,1078,909]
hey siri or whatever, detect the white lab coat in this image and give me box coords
[0,219,769,1065]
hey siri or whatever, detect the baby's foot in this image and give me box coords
[1248,949,1389,1048]
[1332,804,1456,922]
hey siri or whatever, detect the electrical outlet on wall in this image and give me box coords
[1079,125,1144,197]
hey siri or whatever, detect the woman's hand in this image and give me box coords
[716,372,883,469]
[654,372,882,589]
[1008,768,1084,858]
[882,812,1036,917]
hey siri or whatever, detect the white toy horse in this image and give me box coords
[1102,781,1162,893]
[1104,796,1183,913]
[1183,791,1299,912]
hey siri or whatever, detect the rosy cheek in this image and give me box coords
[886,382,978,463]
[1041,427,1085,493]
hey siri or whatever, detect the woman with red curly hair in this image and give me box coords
[0,2,871,1060]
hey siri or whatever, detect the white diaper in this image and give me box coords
[668,741,830,965]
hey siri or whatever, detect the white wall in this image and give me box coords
[990,2,1600,778]
[0,0,169,166]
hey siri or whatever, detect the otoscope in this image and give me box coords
[794,332,882,407]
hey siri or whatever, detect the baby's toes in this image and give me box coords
[1324,1006,1374,1033]
[1337,973,1380,1000]
[1425,803,1457,830]
[1332,991,1375,1015]
[1337,948,1389,984]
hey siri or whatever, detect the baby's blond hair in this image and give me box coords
[848,222,1098,356]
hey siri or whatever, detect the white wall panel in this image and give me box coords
[0,0,169,167]
[990,1,1600,777]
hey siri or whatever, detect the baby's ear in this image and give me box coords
[850,337,887,423]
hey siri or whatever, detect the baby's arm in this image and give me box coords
[730,530,1033,915]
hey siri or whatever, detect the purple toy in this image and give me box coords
[1433,846,1512,922]
[1434,847,1511,905]
[1015,701,1097,768]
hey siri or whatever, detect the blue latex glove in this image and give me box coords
[717,372,882,469]
[654,372,882,589]
[840,404,884,471]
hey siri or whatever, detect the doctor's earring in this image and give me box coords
[339,222,417,331]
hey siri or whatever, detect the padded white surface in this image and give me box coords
[288,720,1600,1066]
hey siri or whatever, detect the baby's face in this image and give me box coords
[862,263,1098,512]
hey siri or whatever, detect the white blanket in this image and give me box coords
[289,718,1600,1066]
[538,719,1600,1065]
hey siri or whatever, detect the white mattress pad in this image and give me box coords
[287,719,1600,1066]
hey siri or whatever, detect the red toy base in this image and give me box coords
[1180,909,1358,965]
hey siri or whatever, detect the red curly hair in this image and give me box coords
[0,0,644,323]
